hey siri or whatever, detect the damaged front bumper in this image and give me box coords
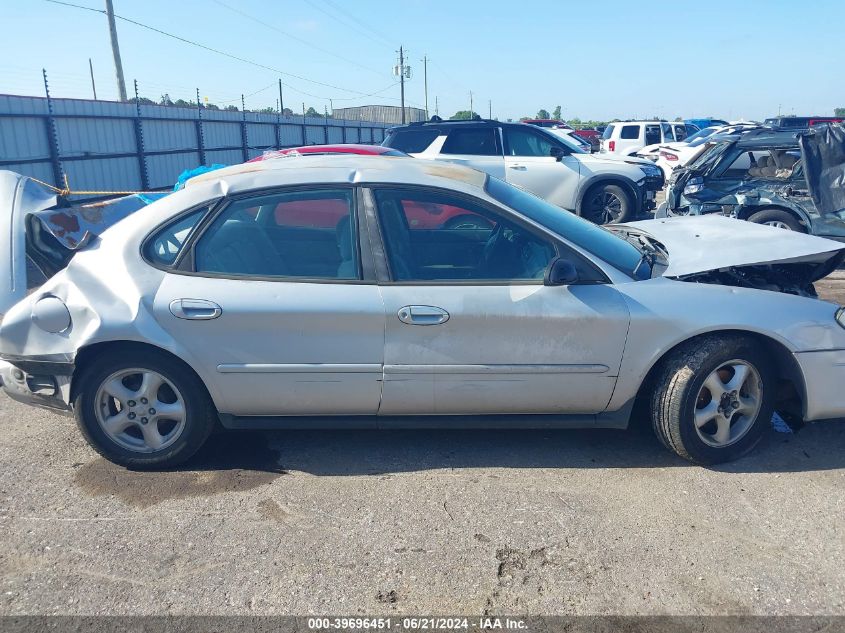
[0,356,74,415]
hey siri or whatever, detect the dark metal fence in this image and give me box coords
[0,94,391,198]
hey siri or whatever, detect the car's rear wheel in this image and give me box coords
[581,183,633,224]
[747,208,805,232]
[73,348,217,469]
[650,335,775,465]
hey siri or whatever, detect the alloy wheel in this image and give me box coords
[693,360,763,448]
[94,368,187,453]
[589,191,623,224]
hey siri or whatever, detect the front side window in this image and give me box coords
[645,125,661,145]
[374,188,555,282]
[144,207,207,266]
[504,127,557,157]
[441,128,500,156]
[194,189,358,279]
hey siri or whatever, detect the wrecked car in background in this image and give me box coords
[657,125,845,240]
[1,156,845,471]
[0,171,167,313]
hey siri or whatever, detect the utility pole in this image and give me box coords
[329,98,333,116]
[469,91,473,118]
[104,0,127,101]
[278,79,284,115]
[399,45,406,124]
[88,58,97,100]
[435,96,439,116]
[421,55,429,119]
[488,100,492,119]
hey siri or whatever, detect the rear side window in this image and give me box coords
[194,189,358,280]
[601,125,615,140]
[620,125,640,139]
[144,207,207,266]
[441,128,500,156]
[383,129,439,153]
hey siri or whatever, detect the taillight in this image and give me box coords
[660,151,678,161]
[608,140,616,152]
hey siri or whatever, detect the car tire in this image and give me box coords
[581,183,633,224]
[650,334,775,465]
[747,208,805,232]
[73,347,217,470]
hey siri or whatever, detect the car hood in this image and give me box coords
[618,215,845,280]
[0,171,167,313]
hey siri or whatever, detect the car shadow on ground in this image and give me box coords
[182,418,845,476]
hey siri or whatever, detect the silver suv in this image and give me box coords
[383,119,664,224]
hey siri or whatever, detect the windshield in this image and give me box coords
[686,141,732,172]
[684,127,717,144]
[544,128,588,154]
[485,176,648,279]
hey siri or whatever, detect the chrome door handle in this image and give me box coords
[169,299,222,320]
[397,305,450,326]
[508,165,527,170]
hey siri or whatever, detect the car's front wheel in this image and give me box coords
[581,183,633,224]
[73,348,217,469]
[650,335,775,465]
[747,208,805,232]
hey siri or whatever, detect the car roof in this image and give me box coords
[247,144,401,162]
[184,154,488,195]
[734,128,802,148]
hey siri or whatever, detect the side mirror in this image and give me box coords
[544,257,579,286]
[549,145,568,161]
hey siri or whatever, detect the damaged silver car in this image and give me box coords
[658,125,845,240]
[1,157,844,469]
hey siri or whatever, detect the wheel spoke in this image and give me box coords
[713,414,732,445]
[736,395,758,416]
[703,372,726,400]
[154,401,185,422]
[138,372,164,401]
[102,410,132,435]
[725,364,749,392]
[140,422,164,450]
[102,379,134,404]
[694,401,719,428]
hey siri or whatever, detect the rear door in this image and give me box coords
[435,126,507,180]
[502,126,581,210]
[368,185,630,416]
[152,186,385,417]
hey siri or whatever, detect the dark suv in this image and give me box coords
[382,118,664,224]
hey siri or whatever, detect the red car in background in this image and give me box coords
[246,144,492,230]
[247,144,407,161]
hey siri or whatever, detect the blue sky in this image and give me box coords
[2,0,844,122]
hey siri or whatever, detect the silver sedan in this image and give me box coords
[1,157,844,469]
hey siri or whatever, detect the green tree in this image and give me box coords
[159,93,173,106]
[536,108,551,119]
[835,107,845,117]
[257,106,277,114]
[552,106,562,120]
[223,105,239,112]
[173,99,194,108]
[450,110,480,120]
[304,106,322,118]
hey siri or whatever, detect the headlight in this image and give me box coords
[836,307,845,330]
[683,176,705,196]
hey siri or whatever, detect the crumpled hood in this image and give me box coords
[619,215,845,280]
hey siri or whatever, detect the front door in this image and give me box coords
[369,186,630,416]
[152,187,385,417]
[502,126,581,210]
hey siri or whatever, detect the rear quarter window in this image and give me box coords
[383,129,439,153]
[620,125,640,140]
[601,125,615,140]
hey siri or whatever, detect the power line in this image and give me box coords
[42,0,388,99]
[303,0,393,50]
[209,0,385,77]
[322,0,394,47]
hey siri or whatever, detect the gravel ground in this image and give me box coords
[0,280,843,616]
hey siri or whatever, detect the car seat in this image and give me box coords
[198,217,289,276]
